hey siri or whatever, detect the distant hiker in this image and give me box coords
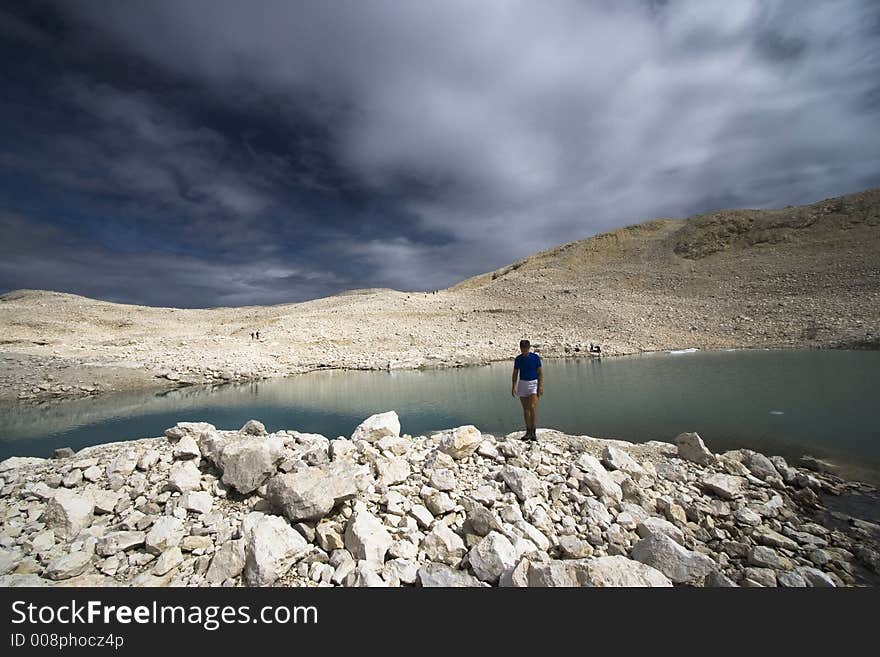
[250,331,254,340]
[589,342,601,354]
[256,330,261,340]
[512,339,543,441]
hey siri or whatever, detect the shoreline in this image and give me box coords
[1,414,878,587]
[4,337,875,407]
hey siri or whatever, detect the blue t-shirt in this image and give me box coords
[514,352,542,381]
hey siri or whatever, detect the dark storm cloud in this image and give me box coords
[2,1,880,304]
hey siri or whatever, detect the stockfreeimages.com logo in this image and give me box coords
[11,600,318,632]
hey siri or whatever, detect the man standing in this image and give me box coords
[511,339,543,440]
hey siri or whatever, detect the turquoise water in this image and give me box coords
[1,349,878,482]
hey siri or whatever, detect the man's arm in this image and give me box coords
[511,364,518,396]
[537,366,544,395]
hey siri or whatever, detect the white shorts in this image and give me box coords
[516,379,538,397]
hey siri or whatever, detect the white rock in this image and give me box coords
[636,517,686,545]
[428,468,457,492]
[106,453,138,478]
[0,456,47,472]
[329,439,357,461]
[0,548,23,575]
[154,547,184,576]
[421,524,466,567]
[96,531,146,556]
[240,419,267,436]
[62,469,83,488]
[344,510,392,565]
[206,539,246,584]
[409,504,435,529]
[674,432,716,465]
[631,533,715,584]
[417,562,483,587]
[181,491,213,515]
[601,446,646,475]
[137,450,160,471]
[583,555,673,587]
[345,562,387,587]
[145,517,186,555]
[702,473,746,500]
[242,514,309,586]
[351,411,400,443]
[501,466,543,502]
[420,488,455,516]
[267,463,372,522]
[374,456,410,486]
[573,453,623,502]
[83,465,103,482]
[91,490,123,515]
[173,436,201,460]
[438,425,483,460]
[218,436,284,494]
[41,490,94,540]
[46,551,92,580]
[385,558,419,584]
[469,531,517,583]
[168,460,202,493]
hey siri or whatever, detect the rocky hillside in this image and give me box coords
[1,186,878,403]
[0,413,877,587]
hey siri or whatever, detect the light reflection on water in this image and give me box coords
[1,349,878,483]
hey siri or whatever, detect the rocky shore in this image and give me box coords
[1,412,878,587]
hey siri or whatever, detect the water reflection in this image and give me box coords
[1,349,878,483]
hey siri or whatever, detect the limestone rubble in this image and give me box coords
[1,412,878,588]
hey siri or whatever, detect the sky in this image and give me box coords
[1,0,879,308]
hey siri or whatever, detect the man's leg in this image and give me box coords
[529,395,538,436]
[519,397,530,434]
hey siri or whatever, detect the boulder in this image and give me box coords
[172,435,201,460]
[558,536,594,559]
[601,446,645,475]
[527,560,588,587]
[417,562,483,587]
[631,533,715,584]
[438,425,483,460]
[701,473,745,500]
[469,532,517,583]
[501,466,543,502]
[344,510,392,565]
[573,453,622,502]
[374,456,410,486]
[145,517,186,555]
[243,515,309,586]
[41,490,94,540]
[583,556,673,587]
[420,525,466,567]
[164,421,216,441]
[240,419,268,436]
[351,411,400,443]
[96,531,146,557]
[218,436,285,494]
[0,549,23,576]
[741,450,780,480]
[267,463,372,522]
[206,539,247,584]
[636,517,686,545]
[168,460,202,493]
[154,547,184,576]
[674,432,715,465]
[181,491,213,515]
[106,453,139,478]
[46,552,92,580]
